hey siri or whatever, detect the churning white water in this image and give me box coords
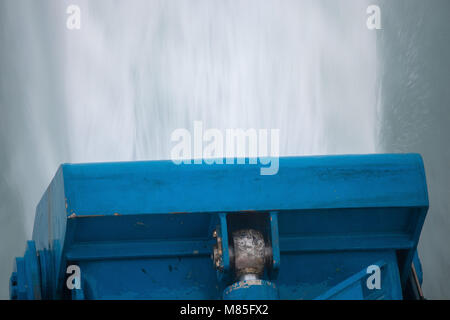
[65,0,378,164]
[0,0,379,298]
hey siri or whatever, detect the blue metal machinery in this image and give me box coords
[10,154,428,300]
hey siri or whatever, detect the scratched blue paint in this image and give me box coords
[10,154,429,299]
[223,280,279,300]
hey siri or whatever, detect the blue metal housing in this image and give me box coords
[10,154,428,299]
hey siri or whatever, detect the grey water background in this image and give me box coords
[0,0,448,299]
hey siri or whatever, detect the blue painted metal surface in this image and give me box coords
[9,154,429,299]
